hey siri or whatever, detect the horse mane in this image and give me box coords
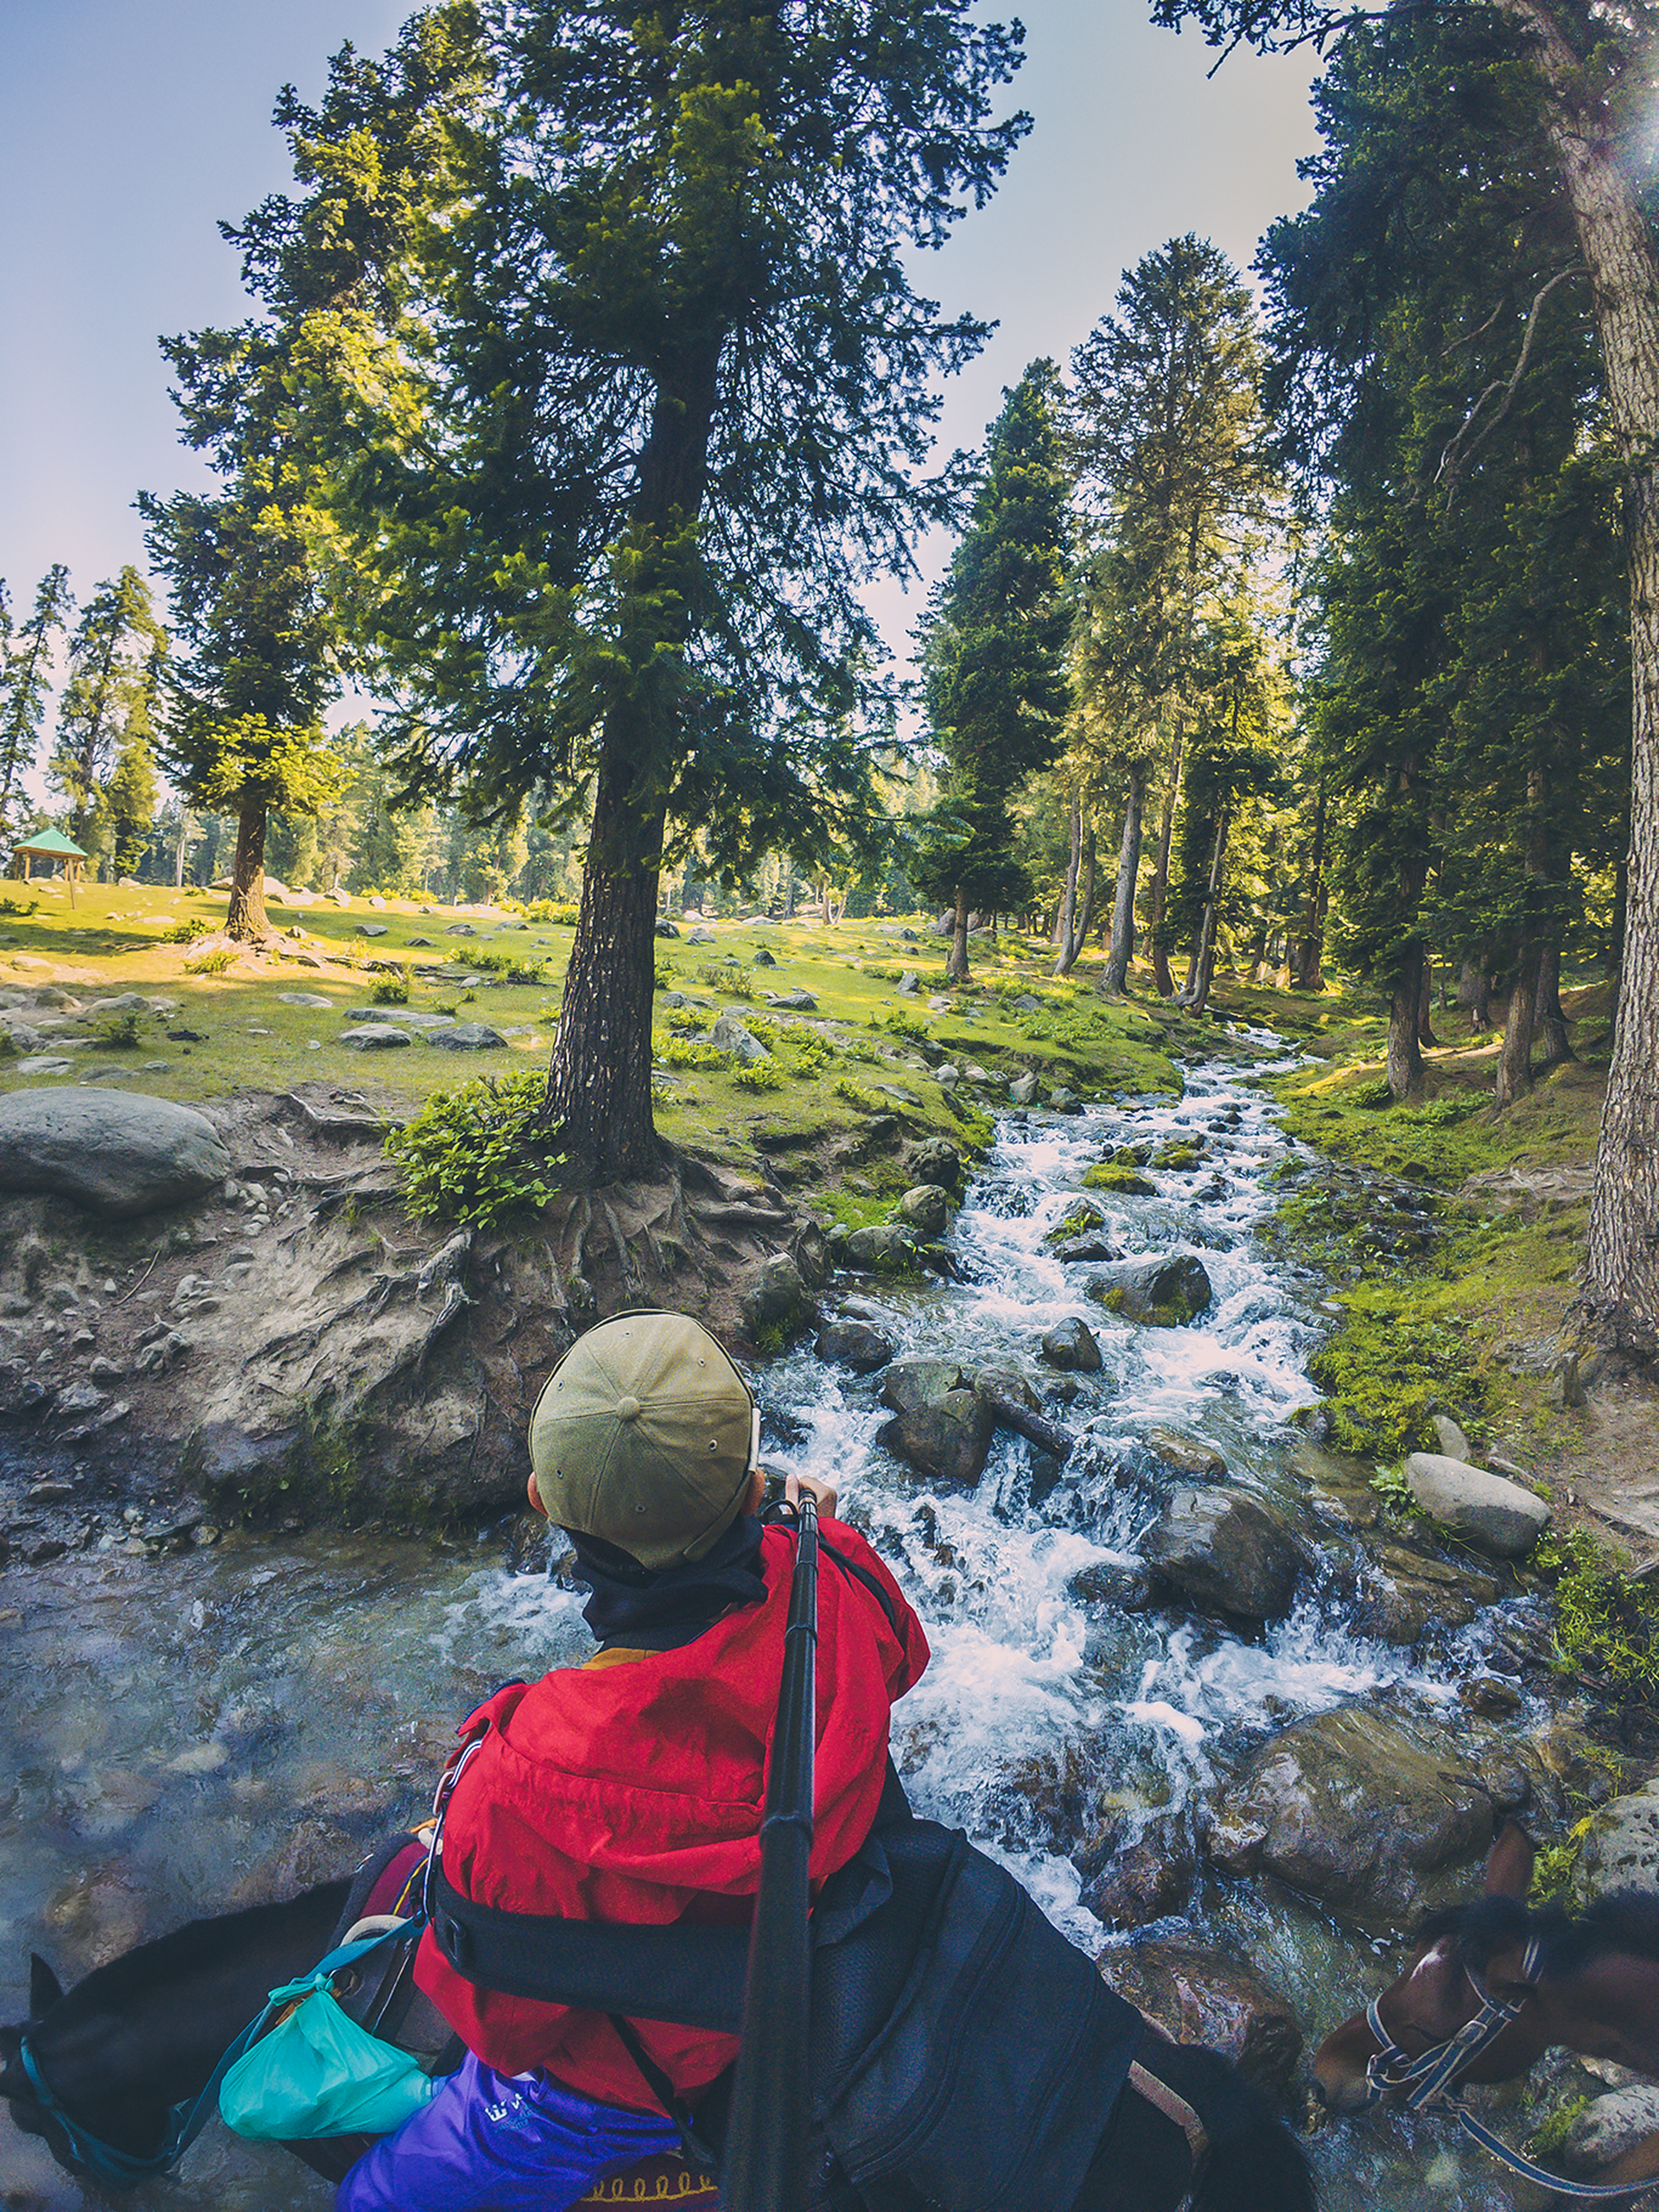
[1417,1888,1659,1982]
[41,1881,351,2027]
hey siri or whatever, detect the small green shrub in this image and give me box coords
[1529,1816,1594,1903]
[0,894,40,916]
[784,1028,835,1074]
[371,967,412,1005]
[835,1077,882,1111]
[696,960,753,998]
[162,920,207,944]
[883,1009,931,1042]
[471,948,547,986]
[522,898,580,926]
[731,1060,785,1090]
[386,1070,564,1227]
[1535,1524,1659,1693]
[653,1030,726,1069]
[1369,1462,1415,1515]
[186,946,238,975]
[92,1009,146,1049]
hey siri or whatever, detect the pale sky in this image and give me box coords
[1,0,1317,679]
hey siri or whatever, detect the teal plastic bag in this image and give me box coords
[219,1970,439,2141]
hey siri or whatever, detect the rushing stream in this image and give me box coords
[0,1039,1548,2209]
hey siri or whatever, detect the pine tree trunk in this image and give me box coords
[1497,944,1542,1109]
[1291,780,1328,991]
[1188,812,1230,1014]
[174,810,191,890]
[1053,790,1082,969]
[225,799,270,941]
[1500,0,1659,1332]
[1388,942,1427,1100]
[1071,820,1098,964]
[1417,954,1440,1048]
[548,767,664,1183]
[1459,960,1494,1030]
[1149,726,1185,997]
[1103,762,1147,995]
[1535,938,1575,1064]
[947,887,970,983]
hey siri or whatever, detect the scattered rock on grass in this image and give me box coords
[709,1013,770,1065]
[898,1184,950,1239]
[277,993,334,1010]
[428,1023,508,1052]
[341,1025,414,1051]
[1404,1452,1550,1557]
[1430,1414,1472,1461]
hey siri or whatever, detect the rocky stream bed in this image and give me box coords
[2,1030,1653,2209]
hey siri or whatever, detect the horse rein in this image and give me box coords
[14,2025,245,2191]
[1363,1937,1647,2201]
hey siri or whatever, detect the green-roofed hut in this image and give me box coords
[13,828,89,906]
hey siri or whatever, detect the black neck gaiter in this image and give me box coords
[569,1513,769,1651]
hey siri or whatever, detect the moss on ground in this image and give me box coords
[1245,969,1607,1466]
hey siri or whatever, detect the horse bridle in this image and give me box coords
[12,2031,238,2192]
[1363,1936,1646,2201]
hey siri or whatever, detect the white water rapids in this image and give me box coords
[0,1039,1543,2208]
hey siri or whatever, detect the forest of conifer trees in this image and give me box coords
[3,0,1656,1331]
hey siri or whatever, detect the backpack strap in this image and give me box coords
[605,2012,722,2172]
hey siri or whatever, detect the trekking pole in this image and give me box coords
[723,1489,820,2212]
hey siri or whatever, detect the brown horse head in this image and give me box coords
[1315,1818,1659,2121]
[1313,1821,1549,2112]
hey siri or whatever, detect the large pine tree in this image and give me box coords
[226,0,1028,1183]
[912,360,1073,983]
[0,566,73,857]
[1071,236,1275,995]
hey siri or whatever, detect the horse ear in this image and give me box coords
[28,1954,63,2019]
[1484,1819,1535,1902]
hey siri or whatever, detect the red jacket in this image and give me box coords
[415,1518,929,2105]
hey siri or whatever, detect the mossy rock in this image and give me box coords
[1045,1198,1107,1243]
[1082,1161,1156,1197]
[1152,1141,1205,1171]
[1113,1142,1153,1166]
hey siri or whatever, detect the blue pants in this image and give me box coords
[335,2050,683,2212]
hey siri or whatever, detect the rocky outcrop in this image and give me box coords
[1086,1255,1212,1327]
[741,1255,812,1340]
[877,1357,993,1486]
[1079,1810,1196,1928]
[1404,1452,1550,1556]
[0,1092,231,1218]
[1097,1942,1303,2102]
[898,1184,951,1239]
[1572,1778,1659,1905]
[815,1318,894,1374]
[1208,1709,1494,1928]
[907,1136,961,1190]
[1140,1489,1301,1622]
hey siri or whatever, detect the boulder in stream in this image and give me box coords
[840,1223,920,1274]
[1086,1255,1212,1327]
[0,1091,231,1217]
[1553,2085,1659,2182]
[1143,1427,1228,1479]
[1207,1708,1495,1928]
[877,1357,993,1486]
[1097,1942,1303,2103]
[1009,1071,1041,1107]
[1039,1317,1102,1373]
[1404,1452,1550,1556]
[815,1318,894,1375]
[1140,1488,1301,1622]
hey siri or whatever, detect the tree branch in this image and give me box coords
[1433,266,1585,499]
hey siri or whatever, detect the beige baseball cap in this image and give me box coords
[528,1311,760,1568]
